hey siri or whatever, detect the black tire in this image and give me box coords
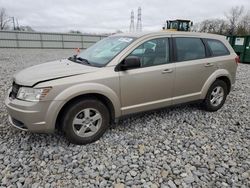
[203,80,228,112]
[62,98,110,145]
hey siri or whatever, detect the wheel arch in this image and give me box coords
[216,76,231,94]
[55,93,116,130]
[201,69,232,99]
[45,83,121,131]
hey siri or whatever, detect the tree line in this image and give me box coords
[193,6,250,35]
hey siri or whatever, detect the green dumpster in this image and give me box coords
[227,35,250,63]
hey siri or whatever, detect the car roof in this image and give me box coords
[113,31,226,40]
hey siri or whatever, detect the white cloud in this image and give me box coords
[0,0,249,33]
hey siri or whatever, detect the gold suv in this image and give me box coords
[5,32,238,144]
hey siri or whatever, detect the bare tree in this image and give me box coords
[198,19,228,35]
[226,6,244,35]
[191,22,200,32]
[0,8,11,30]
[238,11,250,35]
[197,6,248,35]
[199,20,211,33]
[216,19,229,35]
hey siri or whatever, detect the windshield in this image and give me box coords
[77,36,135,67]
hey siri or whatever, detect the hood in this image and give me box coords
[14,59,99,86]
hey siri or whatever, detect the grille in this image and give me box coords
[10,82,20,99]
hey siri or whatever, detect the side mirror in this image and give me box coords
[120,56,141,70]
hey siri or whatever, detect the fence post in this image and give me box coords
[81,35,84,49]
[15,31,19,48]
[62,34,64,49]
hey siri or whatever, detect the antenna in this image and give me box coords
[136,7,142,32]
[129,10,134,32]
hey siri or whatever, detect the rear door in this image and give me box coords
[172,36,217,104]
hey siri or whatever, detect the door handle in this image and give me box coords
[205,63,214,67]
[162,69,173,74]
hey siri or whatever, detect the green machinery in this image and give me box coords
[227,35,250,63]
[163,19,193,32]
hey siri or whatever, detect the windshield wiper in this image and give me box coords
[68,55,91,65]
[76,57,90,65]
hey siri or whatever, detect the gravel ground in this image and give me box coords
[0,48,249,188]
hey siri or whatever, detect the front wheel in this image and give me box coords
[203,80,228,112]
[62,98,110,145]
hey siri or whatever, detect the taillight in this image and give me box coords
[235,56,240,64]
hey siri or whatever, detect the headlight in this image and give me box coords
[17,87,52,102]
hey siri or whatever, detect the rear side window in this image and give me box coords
[207,39,230,56]
[175,37,206,61]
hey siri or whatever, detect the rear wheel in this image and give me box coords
[62,98,110,145]
[203,80,228,111]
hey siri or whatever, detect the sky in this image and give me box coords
[0,0,249,33]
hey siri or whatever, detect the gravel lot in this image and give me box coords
[0,49,249,187]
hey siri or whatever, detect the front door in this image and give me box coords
[118,37,175,115]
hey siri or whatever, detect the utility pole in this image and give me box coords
[129,10,135,32]
[136,7,142,32]
[16,18,20,30]
[11,17,15,30]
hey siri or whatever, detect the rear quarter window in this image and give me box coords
[207,39,230,56]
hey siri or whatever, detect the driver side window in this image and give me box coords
[129,38,169,67]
